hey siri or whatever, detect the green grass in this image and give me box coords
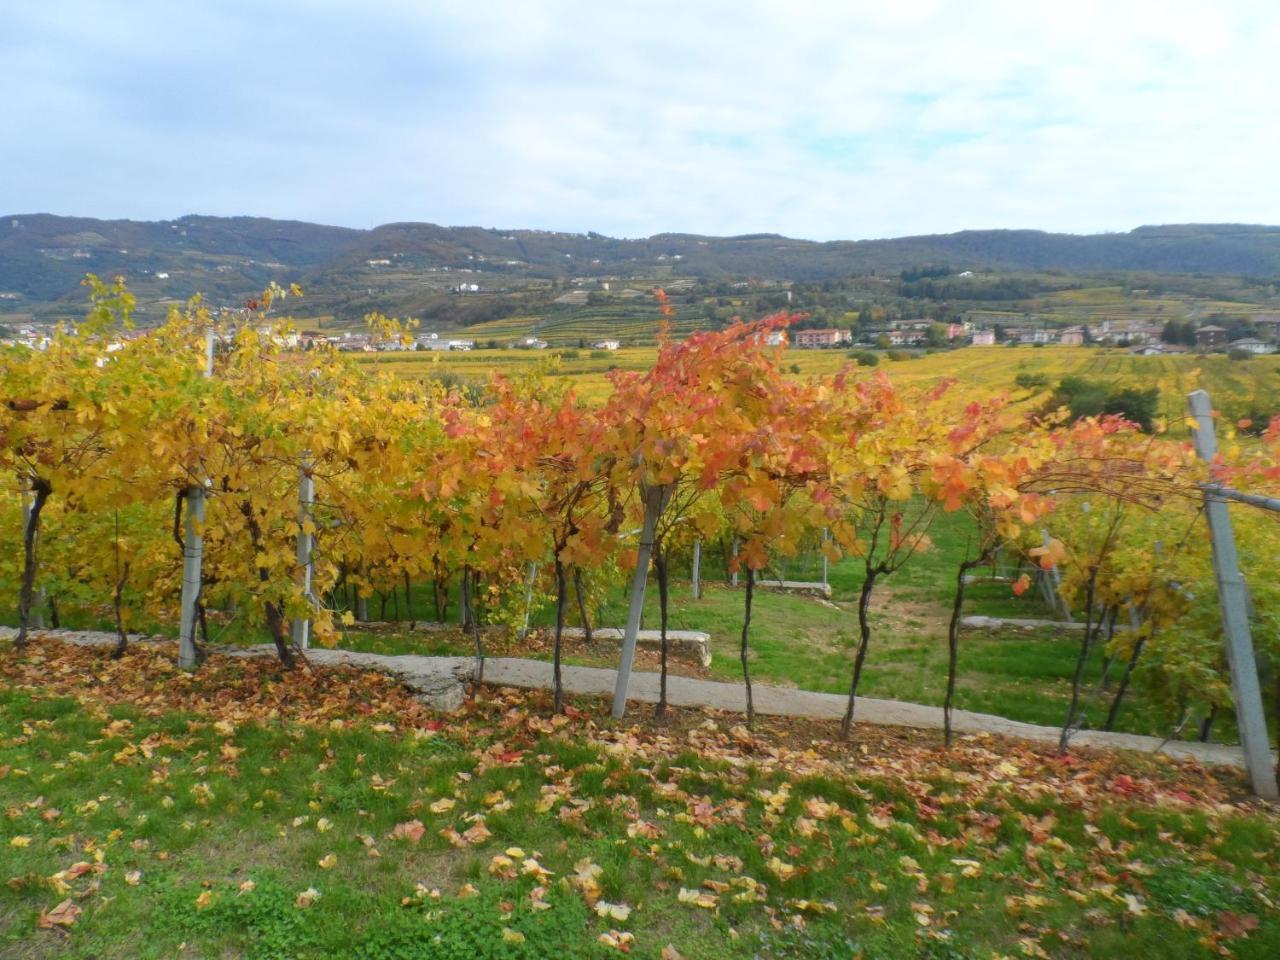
[1,655,1277,960]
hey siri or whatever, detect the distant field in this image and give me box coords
[460,303,709,344]
[357,344,1280,420]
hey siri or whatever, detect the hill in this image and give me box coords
[5,215,1280,320]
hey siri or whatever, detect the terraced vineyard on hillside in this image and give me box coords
[460,303,710,344]
[361,344,1280,421]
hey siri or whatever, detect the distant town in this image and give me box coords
[5,310,1277,358]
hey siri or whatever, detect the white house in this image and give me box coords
[592,340,621,351]
[1229,338,1276,355]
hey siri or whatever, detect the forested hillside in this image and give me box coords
[5,215,1280,317]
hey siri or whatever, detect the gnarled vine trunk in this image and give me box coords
[945,552,991,747]
[841,566,879,738]
[239,500,295,668]
[1058,568,1101,753]
[16,478,52,651]
[1105,631,1148,731]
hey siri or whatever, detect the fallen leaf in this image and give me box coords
[295,887,320,908]
[595,901,632,922]
[390,820,425,844]
[37,899,81,928]
[598,930,635,951]
[1217,911,1259,939]
[677,887,718,909]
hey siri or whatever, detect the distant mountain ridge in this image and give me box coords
[4,214,1280,311]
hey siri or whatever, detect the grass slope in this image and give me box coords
[1,641,1277,959]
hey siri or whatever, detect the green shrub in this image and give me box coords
[1049,376,1159,431]
[850,350,879,367]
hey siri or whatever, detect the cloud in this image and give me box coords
[2,0,1279,238]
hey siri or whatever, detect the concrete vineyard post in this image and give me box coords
[520,563,538,638]
[290,457,315,650]
[178,329,214,671]
[691,540,702,599]
[1040,528,1072,623]
[612,483,667,719]
[821,527,830,587]
[178,486,206,669]
[1187,389,1279,800]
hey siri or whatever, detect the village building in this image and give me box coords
[1196,325,1228,350]
[1228,337,1276,356]
[792,328,852,348]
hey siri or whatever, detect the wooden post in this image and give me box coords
[290,458,315,650]
[178,329,214,670]
[691,540,702,599]
[731,537,740,587]
[613,484,667,718]
[1188,389,1278,800]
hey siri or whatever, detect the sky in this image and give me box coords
[3,0,1279,240]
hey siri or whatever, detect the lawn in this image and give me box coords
[1,641,1278,959]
